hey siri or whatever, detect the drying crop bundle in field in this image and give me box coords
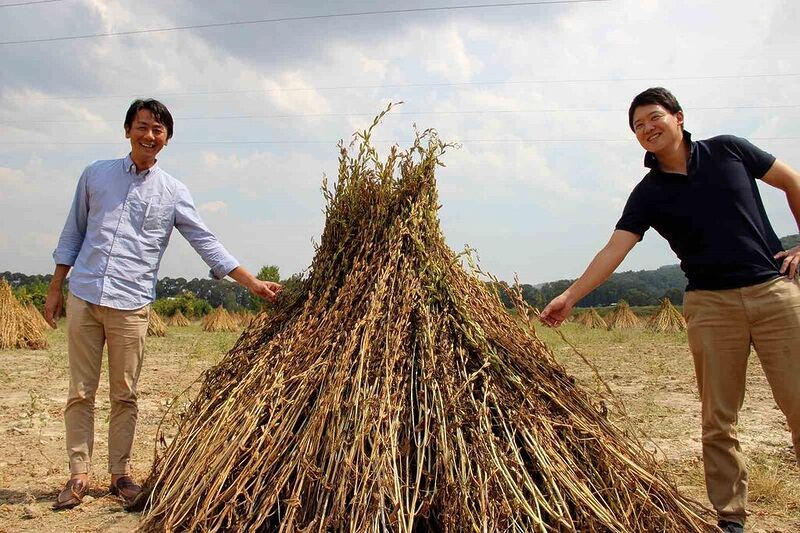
[575,307,608,329]
[201,306,239,332]
[166,309,190,327]
[147,311,167,337]
[138,112,713,532]
[647,298,687,333]
[0,279,48,350]
[605,300,641,329]
[237,310,255,327]
[24,302,50,332]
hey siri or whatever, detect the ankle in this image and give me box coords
[70,473,88,482]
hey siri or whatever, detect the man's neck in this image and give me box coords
[130,155,156,174]
[654,134,688,175]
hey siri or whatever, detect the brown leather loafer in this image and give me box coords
[52,478,89,510]
[110,476,141,504]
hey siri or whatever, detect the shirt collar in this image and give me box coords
[123,153,159,178]
[644,130,694,170]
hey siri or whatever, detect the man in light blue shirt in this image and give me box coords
[45,99,281,510]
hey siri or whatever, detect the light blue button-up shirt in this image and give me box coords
[53,155,239,310]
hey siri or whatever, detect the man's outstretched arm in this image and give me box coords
[762,160,800,279]
[540,229,640,327]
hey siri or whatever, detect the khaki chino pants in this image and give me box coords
[684,276,800,525]
[65,292,149,475]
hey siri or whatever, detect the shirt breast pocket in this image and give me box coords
[142,203,174,233]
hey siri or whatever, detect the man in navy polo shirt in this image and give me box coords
[540,87,800,533]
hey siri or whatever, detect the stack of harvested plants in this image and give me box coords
[0,279,48,350]
[575,307,608,329]
[201,306,239,332]
[24,302,50,332]
[647,298,687,333]
[166,309,190,327]
[237,310,255,327]
[605,300,641,329]
[147,311,167,337]
[138,113,713,532]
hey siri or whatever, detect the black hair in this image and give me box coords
[124,99,174,139]
[628,87,682,132]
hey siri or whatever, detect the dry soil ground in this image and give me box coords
[0,320,797,532]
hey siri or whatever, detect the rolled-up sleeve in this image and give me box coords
[53,167,90,266]
[174,184,239,280]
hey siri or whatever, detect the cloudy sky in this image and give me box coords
[1,0,799,285]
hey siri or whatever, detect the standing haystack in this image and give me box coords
[137,113,713,532]
[575,307,608,329]
[237,310,255,327]
[0,280,48,350]
[147,311,167,337]
[201,306,239,332]
[605,300,641,329]
[647,298,687,333]
[24,303,50,332]
[166,309,190,327]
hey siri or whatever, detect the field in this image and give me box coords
[0,319,798,532]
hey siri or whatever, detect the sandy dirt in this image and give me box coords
[0,322,797,532]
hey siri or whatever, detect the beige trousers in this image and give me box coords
[684,276,800,525]
[65,292,149,475]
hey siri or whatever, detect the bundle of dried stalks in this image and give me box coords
[575,307,608,329]
[201,306,239,332]
[237,310,255,327]
[24,303,50,332]
[138,111,713,532]
[605,300,641,329]
[147,311,167,337]
[0,280,48,350]
[166,309,190,327]
[646,298,687,333]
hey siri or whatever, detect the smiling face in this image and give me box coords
[631,104,684,156]
[125,109,168,170]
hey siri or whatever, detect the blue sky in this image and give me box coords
[1,0,799,284]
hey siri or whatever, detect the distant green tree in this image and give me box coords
[662,287,684,305]
[257,265,280,283]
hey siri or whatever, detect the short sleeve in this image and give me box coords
[726,135,776,180]
[615,183,650,240]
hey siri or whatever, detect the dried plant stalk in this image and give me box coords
[138,109,713,532]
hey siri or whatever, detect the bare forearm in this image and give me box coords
[227,266,256,290]
[49,264,71,291]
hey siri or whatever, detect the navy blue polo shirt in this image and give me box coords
[615,132,783,291]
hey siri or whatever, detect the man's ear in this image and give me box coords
[675,110,684,127]
[124,128,131,139]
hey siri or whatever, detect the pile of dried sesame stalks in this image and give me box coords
[147,311,167,337]
[0,279,48,350]
[138,111,713,532]
[575,307,608,329]
[646,298,687,333]
[201,306,239,332]
[605,300,641,329]
[166,309,190,327]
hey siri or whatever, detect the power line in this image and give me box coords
[1,137,798,146]
[0,0,66,7]
[3,104,799,125]
[0,0,609,45]
[15,72,800,101]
